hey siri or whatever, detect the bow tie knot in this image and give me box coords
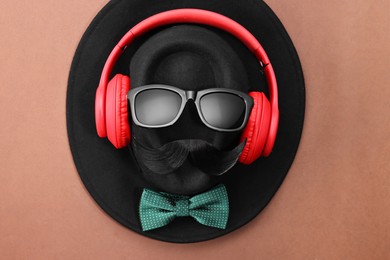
[139,184,229,231]
[174,199,190,217]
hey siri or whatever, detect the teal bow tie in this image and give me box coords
[139,184,229,231]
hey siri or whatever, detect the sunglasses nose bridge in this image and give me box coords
[185,90,196,101]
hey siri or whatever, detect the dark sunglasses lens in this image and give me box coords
[200,93,246,130]
[135,89,182,126]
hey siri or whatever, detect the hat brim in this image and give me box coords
[67,0,305,243]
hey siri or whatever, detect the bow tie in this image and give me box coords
[139,184,229,231]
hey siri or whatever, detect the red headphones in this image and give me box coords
[95,8,279,165]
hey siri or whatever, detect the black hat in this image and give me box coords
[67,0,305,243]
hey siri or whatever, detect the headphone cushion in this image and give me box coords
[239,92,271,165]
[106,74,131,149]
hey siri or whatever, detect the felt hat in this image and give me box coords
[67,0,305,243]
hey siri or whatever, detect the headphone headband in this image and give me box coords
[96,8,278,149]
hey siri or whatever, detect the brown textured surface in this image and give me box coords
[0,0,389,259]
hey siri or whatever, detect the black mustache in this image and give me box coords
[131,138,246,176]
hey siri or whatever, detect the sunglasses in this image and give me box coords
[127,85,254,132]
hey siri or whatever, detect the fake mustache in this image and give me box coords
[131,138,246,176]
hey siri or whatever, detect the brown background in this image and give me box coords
[1,0,389,259]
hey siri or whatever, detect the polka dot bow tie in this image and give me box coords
[139,184,229,231]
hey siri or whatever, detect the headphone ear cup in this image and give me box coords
[239,92,271,165]
[105,74,131,149]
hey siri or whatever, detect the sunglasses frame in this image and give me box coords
[127,85,254,132]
